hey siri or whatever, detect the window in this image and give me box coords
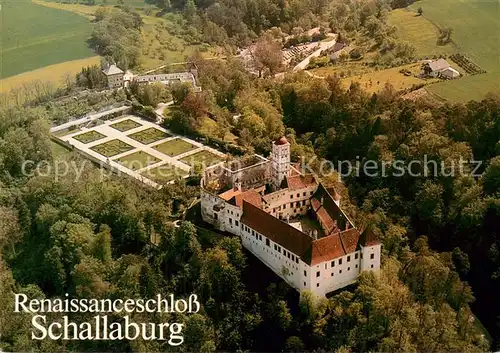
[370,253,375,259]
[339,269,342,274]
[331,272,334,276]
[296,193,299,198]
[252,230,255,236]
[331,260,335,267]
[290,195,293,199]
[303,192,306,196]
[347,255,350,262]
[266,239,270,247]
[259,235,262,241]
[361,253,363,259]
[304,270,307,276]
[316,283,319,287]
[355,264,358,268]
[339,258,343,265]
[229,218,232,225]
[283,204,286,209]
[304,282,306,286]
[371,264,374,268]
[355,253,358,260]
[235,220,239,226]
[348,267,350,271]
[296,258,299,264]
[316,271,320,277]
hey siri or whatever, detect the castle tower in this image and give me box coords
[271,136,290,189]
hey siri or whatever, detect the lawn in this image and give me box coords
[110,119,142,132]
[72,130,107,144]
[127,127,171,145]
[152,138,198,157]
[141,164,189,184]
[392,0,500,102]
[1,0,95,79]
[115,151,161,171]
[90,139,134,157]
[180,150,224,167]
[388,9,455,58]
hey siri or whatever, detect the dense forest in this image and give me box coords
[0,0,499,351]
[1,51,499,351]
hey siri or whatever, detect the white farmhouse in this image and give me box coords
[423,58,460,79]
[200,137,381,297]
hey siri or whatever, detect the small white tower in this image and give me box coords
[271,136,290,189]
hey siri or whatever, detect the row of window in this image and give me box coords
[290,191,314,199]
[243,224,300,264]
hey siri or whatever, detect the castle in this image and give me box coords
[200,137,381,297]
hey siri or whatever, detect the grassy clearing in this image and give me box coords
[153,138,198,157]
[1,0,95,79]
[90,139,134,157]
[0,56,101,93]
[180,150,223,167]
[141,164,189,184]
[310,63,440,93]
[115,151,161,171]
[388,9,456,57]
[392,0,500,102]
[128,127,171,145]
[72,130,107,144]
[342,63,441,93]
[110,119,142,132]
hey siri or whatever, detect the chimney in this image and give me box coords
[313,229,318,240]
[320,196,324,205]
[286,214,290,223]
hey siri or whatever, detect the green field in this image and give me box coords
[153,138,198,157]
[72,130,107,144]
[390,0,500,102]
[388,9,455,57]
[128,127,171,145]
[1,0,95,79]
[110,119,142,132]
[90,139,134,157]
[180,150,223,167]
[142,164,189,184]
[115,151,161,171]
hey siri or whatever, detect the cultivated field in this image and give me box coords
[392,0,500,102]
[0,56,101,93]
[1,0,95,79]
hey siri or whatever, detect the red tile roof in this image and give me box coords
[228,189,262,208]
[274,136,289,145]
[340,228,360,253]
[358,228,380,247]
[241,201,313,259]
[308,234,346,266]
[219,188,241,201]
[286,174,317,191]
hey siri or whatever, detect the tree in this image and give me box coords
[251,34,283,77]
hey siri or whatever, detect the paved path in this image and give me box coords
[293,35,337,72]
